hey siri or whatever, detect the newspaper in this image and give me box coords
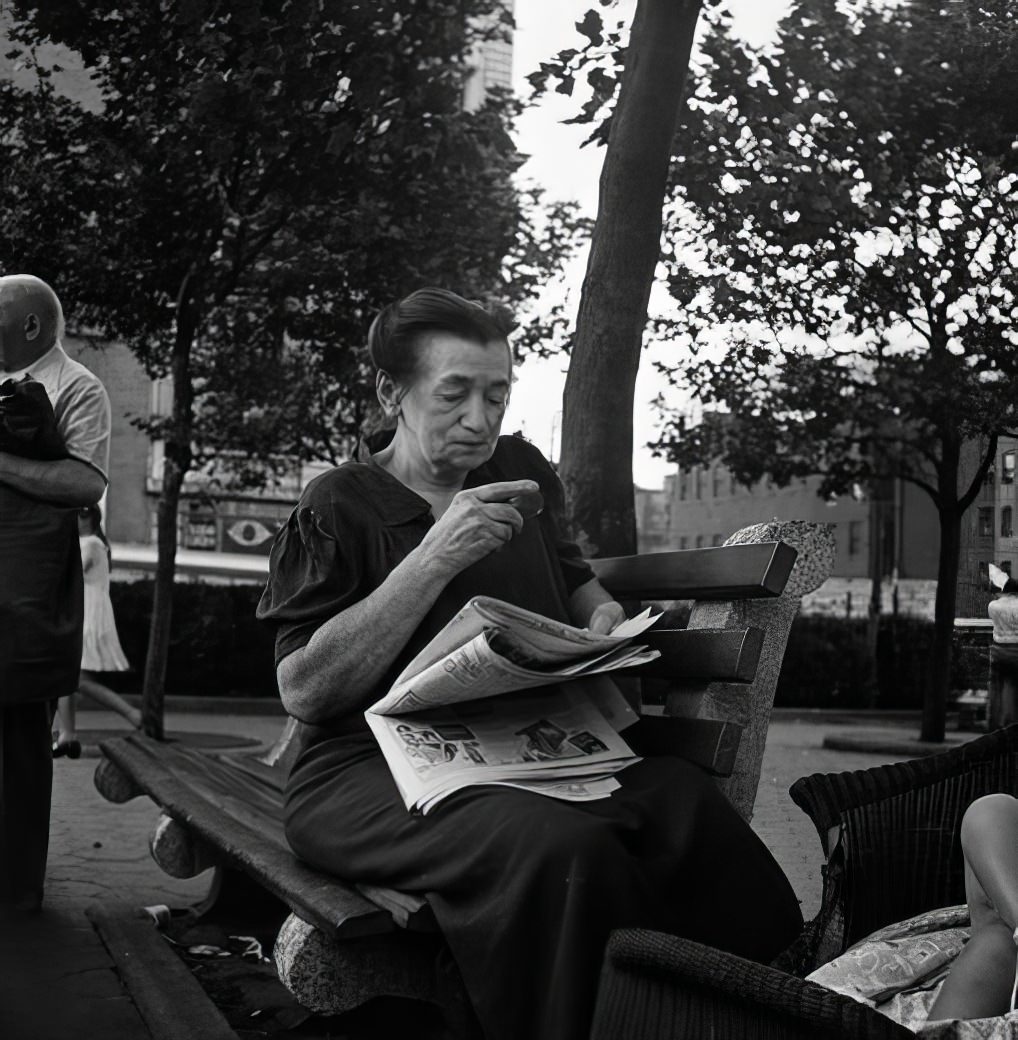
[365,597,661,813]
[366,677,640,813]
[371,596,660,715]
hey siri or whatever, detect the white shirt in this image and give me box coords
[988,595,1018,644]
[4,342,111,480]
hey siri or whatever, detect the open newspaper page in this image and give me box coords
[365,676,640,814]
[370,596,660,716]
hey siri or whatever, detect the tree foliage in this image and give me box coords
[0,0,585,733]
[2,0,581,467]
[650,0,1018,739]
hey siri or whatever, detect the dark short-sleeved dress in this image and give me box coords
[257,433,803,1040]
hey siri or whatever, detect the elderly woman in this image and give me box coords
[257,288,803,1040]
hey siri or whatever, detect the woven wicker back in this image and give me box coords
[790,725,1018,956]
[591,929,914,1040]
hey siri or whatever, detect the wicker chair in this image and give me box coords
[588,724,1018,1038]
[789,722,1018,969]
[589,929,914,1040]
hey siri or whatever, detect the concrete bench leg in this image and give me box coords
[274,913,477,1034]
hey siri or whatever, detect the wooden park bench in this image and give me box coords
[93,519,835,1031]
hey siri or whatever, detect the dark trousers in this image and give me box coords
[989,645,1018,730]
[0,701,54,908]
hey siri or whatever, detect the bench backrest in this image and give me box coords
[594,521,835,820]
[684,521,835,819]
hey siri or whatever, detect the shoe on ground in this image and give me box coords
[52,738,81,759]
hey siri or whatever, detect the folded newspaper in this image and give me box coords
[365,597,661,813]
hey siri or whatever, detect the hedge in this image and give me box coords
[774,615,938,710]
[107,581,989,708]
[108,580,278,698]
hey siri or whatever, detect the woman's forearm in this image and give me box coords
[276,544,452,723]
[568,577,617,626]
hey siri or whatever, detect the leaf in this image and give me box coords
[554,74,575,97]
[575,9,604,47]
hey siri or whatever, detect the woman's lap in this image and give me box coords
[284,737,801,956]
[284,736,802,1040]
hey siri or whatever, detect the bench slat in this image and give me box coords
[142,744,438,929]
[99,735,397,939]
[633,628,763,682]
[591,541,797,601]
[627,717,742,776]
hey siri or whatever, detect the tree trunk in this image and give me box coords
[559,0,702,558]
[141,464,184,740]
[863,490,885,707]
[923,504,962,742]
[141,298,198,739]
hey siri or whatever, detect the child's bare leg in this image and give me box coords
[54,695,76,744]
[77,672,142,728]
[928,794,1018,1021]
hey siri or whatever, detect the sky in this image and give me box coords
[503,0,791,487]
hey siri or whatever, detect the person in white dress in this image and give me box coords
[52,505,140,758]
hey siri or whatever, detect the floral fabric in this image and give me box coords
[808,905,1018,1037]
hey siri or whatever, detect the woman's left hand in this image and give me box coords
[587,600,626,635]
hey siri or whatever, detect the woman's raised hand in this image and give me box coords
[422,480,540,577]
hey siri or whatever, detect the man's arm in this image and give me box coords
[0,451,106,506]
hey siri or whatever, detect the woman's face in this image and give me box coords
[394,332,512,482]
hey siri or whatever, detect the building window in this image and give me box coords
[694,468,703,500]
[679,536,688,551]
[678,469,687,501]
[695,535,705,549]
[1003,506,1014,539]
[979,507,994,538]
[1003,451,1016,485]
[712,467,723,497]
[712,534,724,547]
[848,520,863,556]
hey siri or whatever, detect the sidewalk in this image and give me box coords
[1,709,284,1040]
[0,709,965,1038]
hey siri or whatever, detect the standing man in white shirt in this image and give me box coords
[0,274,111,915]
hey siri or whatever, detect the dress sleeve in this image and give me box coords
[256,483,366,667]
[510,438,595,597]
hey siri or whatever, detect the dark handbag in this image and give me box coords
[0,374,68,460]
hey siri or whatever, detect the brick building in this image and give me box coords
[957,435,1018,617]
[632,454,943,618]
